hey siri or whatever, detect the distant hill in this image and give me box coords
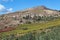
[0,5,60,29]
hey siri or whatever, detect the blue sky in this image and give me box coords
[0,0,60,14]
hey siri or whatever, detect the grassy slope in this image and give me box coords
[0,19,60,37]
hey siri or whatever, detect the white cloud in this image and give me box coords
[0,4,13,13]
[7,8,13,11]
[0,4,5,12]
[6,8,13,13]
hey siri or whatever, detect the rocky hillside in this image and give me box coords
[0,6,60,29]
[0,6,60,40]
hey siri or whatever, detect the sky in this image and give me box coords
[0,0,60,15]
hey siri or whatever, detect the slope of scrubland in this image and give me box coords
[0,19,60,40]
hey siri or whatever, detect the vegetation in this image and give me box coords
[0,19,60,40]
